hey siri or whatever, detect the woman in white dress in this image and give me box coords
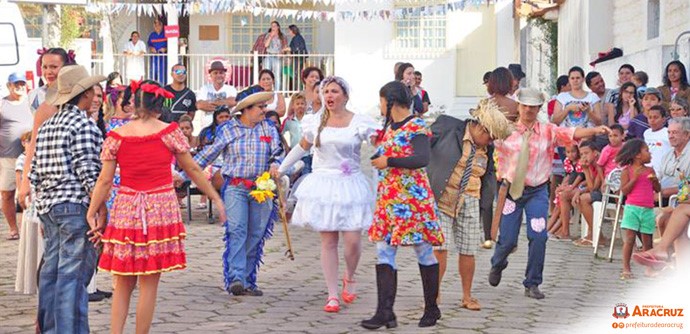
[279,76,380,313]
[123,31,147,82]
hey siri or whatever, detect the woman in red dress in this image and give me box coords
[87,80,225,334]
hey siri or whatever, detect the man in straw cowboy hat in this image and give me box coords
[191,85,283,296]
[427,98,512,311]
[488,88,609,299]
[30,65,106,332]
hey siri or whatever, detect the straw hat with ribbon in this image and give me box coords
[45,65,106,106]
[469,98,513,140]
[233,85,274,113]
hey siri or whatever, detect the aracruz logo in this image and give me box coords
[613,303,630,319]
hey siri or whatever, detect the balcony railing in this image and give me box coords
[92,53,334,95]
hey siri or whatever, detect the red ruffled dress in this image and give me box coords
[98,123,189,276]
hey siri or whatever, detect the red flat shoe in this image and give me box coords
[341,276,357,304]
[324,296,340,313]
[632,252,668,271]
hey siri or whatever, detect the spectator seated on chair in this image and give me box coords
[548,144,584,239]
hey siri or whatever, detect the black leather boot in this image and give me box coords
[361,264,397,330]
[418,263,441,327]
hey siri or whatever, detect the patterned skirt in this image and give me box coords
[98,185,186,276]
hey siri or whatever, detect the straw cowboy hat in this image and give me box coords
[470,98,513,140]
[233,85,273,113]
[514,87,548,106]
[46,65,106,106]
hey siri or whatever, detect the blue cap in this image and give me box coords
[8,72,27,84]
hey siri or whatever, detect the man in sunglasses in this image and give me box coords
[162,63,197,123]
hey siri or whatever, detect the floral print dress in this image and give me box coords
[369,117,444,246]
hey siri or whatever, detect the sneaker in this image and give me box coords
[196,202,207,209]
[481,240,494,249]
[524,286,545,299]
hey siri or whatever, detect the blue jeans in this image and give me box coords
[490,184,548,288]
[222,185,273,290]
[38,202,96,334]
[376,242,437,270]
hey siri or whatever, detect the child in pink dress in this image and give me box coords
[615,139,660,279]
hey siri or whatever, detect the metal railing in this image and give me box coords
[92,52,334,95]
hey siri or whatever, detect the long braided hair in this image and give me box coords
[314,76,350,147]
[379,81,413,137]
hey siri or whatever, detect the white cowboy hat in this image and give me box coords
[45,65,106,106]
[233,91,274,113]
[514,87,548,106]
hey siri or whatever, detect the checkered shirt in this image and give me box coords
[30,104,103,214]
[193,117,283,179]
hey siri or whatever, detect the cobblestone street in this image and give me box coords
[2,205,684,334]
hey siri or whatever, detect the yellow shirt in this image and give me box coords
[437,130,488,217]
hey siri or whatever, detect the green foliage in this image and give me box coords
[528,17,558,94]
[60,6,85,49]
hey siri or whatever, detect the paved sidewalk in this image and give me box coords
[0,207,669,334]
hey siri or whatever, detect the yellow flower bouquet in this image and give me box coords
[250,172,277,203]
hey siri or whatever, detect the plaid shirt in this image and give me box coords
[30,104,103,214]
[194,117,283,179]
[495,121,575,187]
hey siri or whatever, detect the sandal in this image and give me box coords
[461,297,481,311]
[341,275,357,304]
[323,296,340,313]
[573,239,593,247]
[632,251,669,271]
[6,232,19,240]
[620,271,634,280]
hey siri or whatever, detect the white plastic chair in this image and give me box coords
[592,168,624,260]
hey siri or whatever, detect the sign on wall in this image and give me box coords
[164,25,180,38]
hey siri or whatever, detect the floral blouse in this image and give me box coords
[368,117,444,246]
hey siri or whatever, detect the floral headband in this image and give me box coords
[319,76,350,97]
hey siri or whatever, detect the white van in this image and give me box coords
[0,1,30,97]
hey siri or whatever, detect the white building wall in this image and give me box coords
[334,1,515,118]
[189,13,228,54]
[314,20,334,54]
[112,13,139,54]
[559,0,690,89]
[495,0,517,67]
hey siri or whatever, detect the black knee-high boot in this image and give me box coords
[361,264,397,330]
[418,263,441,327]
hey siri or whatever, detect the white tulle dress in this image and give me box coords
[291,112,381,231]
